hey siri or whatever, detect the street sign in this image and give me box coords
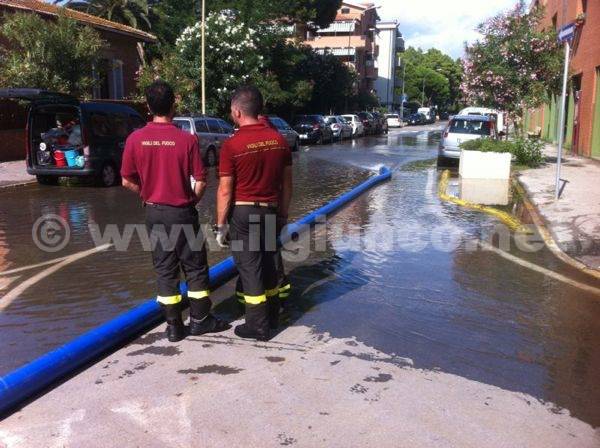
[558,23,576,43]
[401,94,408,103]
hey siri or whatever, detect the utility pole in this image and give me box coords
[201,0,206,115]
[400,58,406,119]
[421,76,426,106]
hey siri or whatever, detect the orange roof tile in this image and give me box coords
[0,0,156,42]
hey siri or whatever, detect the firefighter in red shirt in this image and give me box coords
[234,115,292,310]
[121,80,228,342]
[216,86,293,341]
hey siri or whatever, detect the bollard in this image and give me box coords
[0,167,391,416]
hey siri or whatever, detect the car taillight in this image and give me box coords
[313,124,320,130]
[362,120,369,125]
[332,124,340,130]
[443,130,449,138]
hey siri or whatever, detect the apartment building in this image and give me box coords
[302,1,380,94]
[374,21,404,111]
[527,0,600,158]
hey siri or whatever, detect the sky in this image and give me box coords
[378,0,521,59]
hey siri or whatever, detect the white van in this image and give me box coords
[459,107,505,134]
[417,107,436,124]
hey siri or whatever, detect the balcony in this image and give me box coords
[304,35,367,49]
[316,20,357,34]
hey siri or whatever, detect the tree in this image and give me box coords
[461,1,562,131]
[57,0,151,30]
[396,47,463,110]
[206,0,342,28]
[0,13,106,97]
[138,10,272,115]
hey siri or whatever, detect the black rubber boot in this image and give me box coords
[161,303,185,343]
[189,298,230,336]
[234,302,270,341]
[267,295,280,330]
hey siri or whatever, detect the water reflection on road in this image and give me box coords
[1,128,600,428]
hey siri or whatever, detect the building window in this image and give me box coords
[111,60,124,100]
[92,59,124,99]
[552,13,557,30]
[341,7,350,14]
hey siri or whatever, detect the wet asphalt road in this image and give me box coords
[1,126,600,427]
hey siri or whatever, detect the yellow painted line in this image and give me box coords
[438,170,530,234]
[0,244,112,311]
[479,241,600,296]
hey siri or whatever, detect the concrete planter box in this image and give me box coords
[459,149,512,180]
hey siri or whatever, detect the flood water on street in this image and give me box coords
[2,127,600,427]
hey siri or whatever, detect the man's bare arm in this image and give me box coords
[216,176,234,226]
[122,177,140,194]
[278,166,293,218]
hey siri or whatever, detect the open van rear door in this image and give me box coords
[0,88,79,106]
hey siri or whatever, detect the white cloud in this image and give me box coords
[377,0,520,58]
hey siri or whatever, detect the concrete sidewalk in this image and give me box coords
[0,289,598,447]
[518,145,600,270]
[0,160,34,188]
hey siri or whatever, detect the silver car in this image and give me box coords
[325,115,352,140]
[173,116,234,166]
[267,116,300,151]
[438,115,497,165]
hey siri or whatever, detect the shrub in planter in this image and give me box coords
[459,138,544,168]
[459,138,513,154]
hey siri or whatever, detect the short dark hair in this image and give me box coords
[231,85,264,117]
[145,80,175,117]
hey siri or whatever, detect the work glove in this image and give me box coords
[213,224,230,249]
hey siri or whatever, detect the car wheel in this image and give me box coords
[317,133,324,145]
[97,162,119,187]
[205,147,217,167]
[293,139,299,152]
[36,175,59,186]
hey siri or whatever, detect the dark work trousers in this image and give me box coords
[235,235,289,301]
[230,205,279,304]
[145,204,209,304]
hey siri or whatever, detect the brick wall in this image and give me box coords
[531,0,600,157]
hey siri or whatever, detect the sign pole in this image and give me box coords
[555,39,570,200]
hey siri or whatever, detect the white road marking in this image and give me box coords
[0,244,112,311]
[480,241,600,296]
[0,256,72,276]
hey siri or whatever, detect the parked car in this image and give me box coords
[292,115,333,145]
[385,113,402,128]
[341,114,364,137]
[438,115,497,166]
[405,113,427,126]
[266,116,300,151]
[417,107,436,124]
[0,88,146,187]
[325,115,352,140]
[371,112,388,134]
[173,115,234,166]
[458,107,506,135]
[356,112,376,135]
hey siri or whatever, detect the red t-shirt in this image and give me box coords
[120,122,205,207]
[219,122,292,203]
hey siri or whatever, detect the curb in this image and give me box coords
[512,177,600,280]
[0,179,35,189]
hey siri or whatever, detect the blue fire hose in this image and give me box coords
[0,166,391,416]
